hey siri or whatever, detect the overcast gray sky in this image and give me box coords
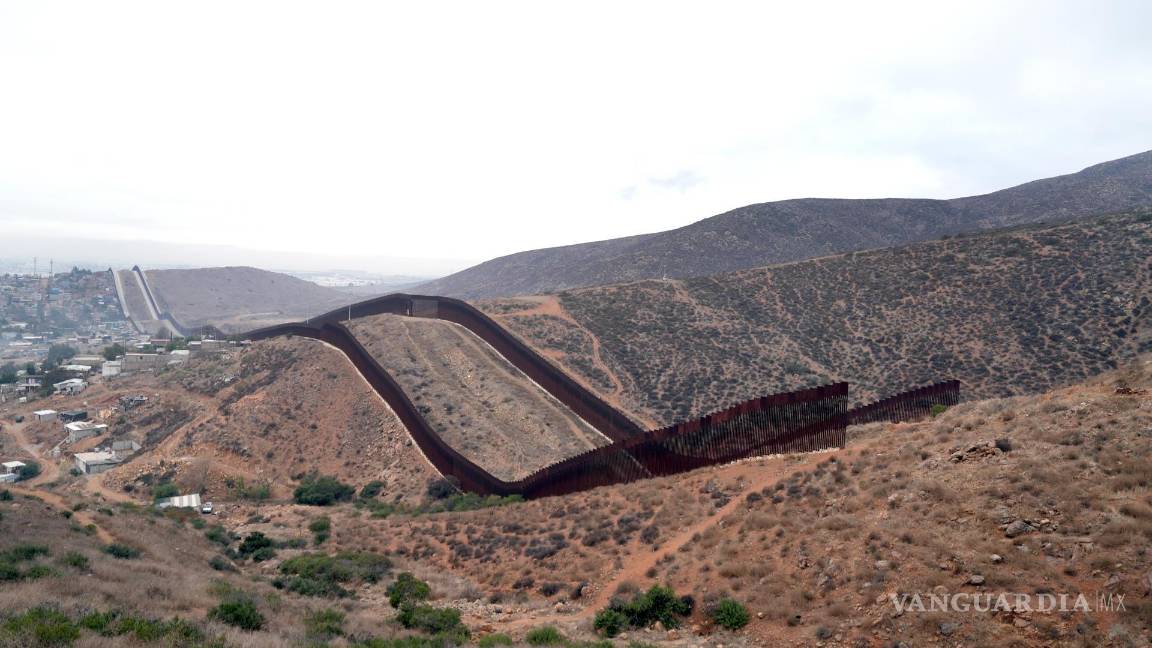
[1,1,1149,274]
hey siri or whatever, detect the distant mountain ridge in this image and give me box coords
[417,149,1152,298]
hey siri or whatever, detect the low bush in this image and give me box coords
[152,482,180,500]
[594,585,692,636]
[593,608,628,637]
[304,608,345,638]
[204,524,232,546]
[710,598,750,630]
[102,544,141,559]
[396,605,468,640]
[1,606,80,645]
[58,552,89,570]
[525,625,565,645]
[275,551,392,598]
[208,594,264,631]
[294,475,355,506]
[1,544,49,562]
[237,532,275,560]
[478,633,515,647]
[387,572,432,608]
[15,461,40,482]
[360,480,385,498]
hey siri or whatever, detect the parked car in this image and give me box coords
[200,502,214,514]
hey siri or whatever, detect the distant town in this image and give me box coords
[0,266,228,405]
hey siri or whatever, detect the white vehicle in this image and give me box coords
[200,502,214,514]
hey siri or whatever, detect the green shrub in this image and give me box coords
[293,475,355,506]
[208,594,264,631]
[396,604,468,640]
[204,524,232,546]
[1,544,49,562]
[309,516,332,545]
[305,608,345,638]
[710,598,750,630]
[1,606,80,646]
[58,552,89,570]
[0,489,12,501]
[525,625,565,645]
[237,532,274,558]
[102,544,142,559]
[478,633,514,647]
[152,482,180,500]
[79,610,119,632]
[230,478,271,501]
[930,404,950,417]
[22,564,56,580]
[593,608,628,637]
[595,585,692,634]
[16,461,40,482]
[276,551,392,598]
[250,546,277,562]
[387,572,431,608]
[360,480,385,498]
[190,517,206,530]
[209,555,236,572]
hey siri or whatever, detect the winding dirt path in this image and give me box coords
[499,450,843,630]
[5,417,120,542]
[486,296,642,423]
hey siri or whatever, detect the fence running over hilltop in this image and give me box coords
[251,294,646,442]
[246,314,955,499]
[249,321,852,497]
[848,380,961,427]
[134,283,959,499]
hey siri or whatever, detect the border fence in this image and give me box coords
[849,380,961,426]
[131,284,960,499]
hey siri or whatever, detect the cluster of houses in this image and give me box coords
[1,270,136,363]
[27,403,144,475]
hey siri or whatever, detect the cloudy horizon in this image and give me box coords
[1,1,1150,274]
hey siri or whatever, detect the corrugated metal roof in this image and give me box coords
[155,494,202,509]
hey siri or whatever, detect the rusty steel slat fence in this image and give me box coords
[848,380,961,427]
[234,294,961,499]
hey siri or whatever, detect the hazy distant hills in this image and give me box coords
[419,150,1152,298]
[485,209,1152,425]
[145,266,349,332]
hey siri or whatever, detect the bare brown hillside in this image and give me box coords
[348,314,609,481]
[145,266,348,332]
[217,356,1152,647]
[3,333,1150,646]
[484,209,1152,425]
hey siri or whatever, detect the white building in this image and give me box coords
[53,378,88,395]
[0,460,26,483]
[73,451,122,475]
[64,421,108,443]
[60,364,93,375]
[102,361,122,378]
[33,409,57,422]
